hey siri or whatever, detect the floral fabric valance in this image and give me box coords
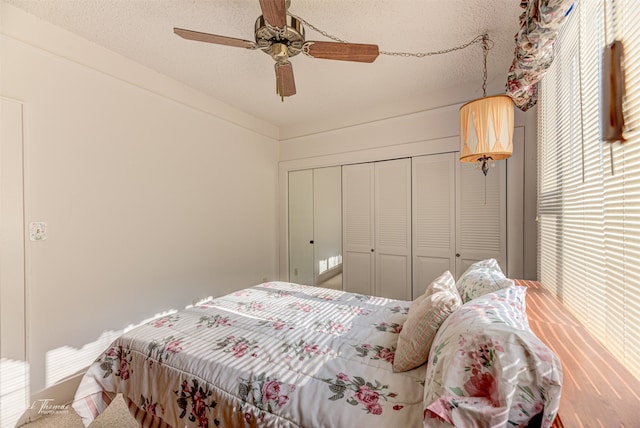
[506,0,576,111]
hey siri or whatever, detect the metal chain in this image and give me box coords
[381,34,486,58]
[290,12,488,59]
[290,13,348,43]
[481,34,490,97]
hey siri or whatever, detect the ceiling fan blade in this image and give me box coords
[259,0,287,28]
[275,63,296,98]
[304,41,379,63]
[174,28,256,49]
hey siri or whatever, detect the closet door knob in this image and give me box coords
[310,240,314,244]
[371,249,375,252]
[456,253,460,257]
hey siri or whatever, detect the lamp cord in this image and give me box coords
[481,34,491,97]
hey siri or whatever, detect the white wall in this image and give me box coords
[0,3,279,406]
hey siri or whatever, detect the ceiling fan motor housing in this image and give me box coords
[255,15,305,60]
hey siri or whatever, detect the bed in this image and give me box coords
[73,272,562,427]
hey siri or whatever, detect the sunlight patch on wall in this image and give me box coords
[45,309,179,388]
[45,331,121,388]
[0,358,30,428]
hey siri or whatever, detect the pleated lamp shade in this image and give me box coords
[459,94,514,165]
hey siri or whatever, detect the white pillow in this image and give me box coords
[456,258,514,303]
[423,286,562,427]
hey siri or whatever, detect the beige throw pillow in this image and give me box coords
[393,271,462,372]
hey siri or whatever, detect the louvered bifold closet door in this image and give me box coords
[342,163,375,295]
[412,154,456,297]
[455,157,506,278]
[375,159,412,300]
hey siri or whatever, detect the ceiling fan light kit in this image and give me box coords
[255,14,305,59]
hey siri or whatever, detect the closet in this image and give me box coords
[342,159,412,300]
[289,153,508,300]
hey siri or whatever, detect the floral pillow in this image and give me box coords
[456,258,514,303]
[393,271,462,373]
[423,286,562,428]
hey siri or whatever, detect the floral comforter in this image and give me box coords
[72,282,426,427]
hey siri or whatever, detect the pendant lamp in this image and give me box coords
[459,34,514,175]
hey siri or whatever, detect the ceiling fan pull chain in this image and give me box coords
[289,13,348,44]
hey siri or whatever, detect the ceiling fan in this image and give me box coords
[173,0,379,100]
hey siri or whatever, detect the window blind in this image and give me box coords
[538,0,640,380]
[615,0,640,377]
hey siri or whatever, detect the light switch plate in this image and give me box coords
[30,222,47,241]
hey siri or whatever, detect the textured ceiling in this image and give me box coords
[4,0,523,138]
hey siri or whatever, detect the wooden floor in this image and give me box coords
[516,279,640,427]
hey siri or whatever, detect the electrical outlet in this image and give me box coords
[30,222,47,241]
